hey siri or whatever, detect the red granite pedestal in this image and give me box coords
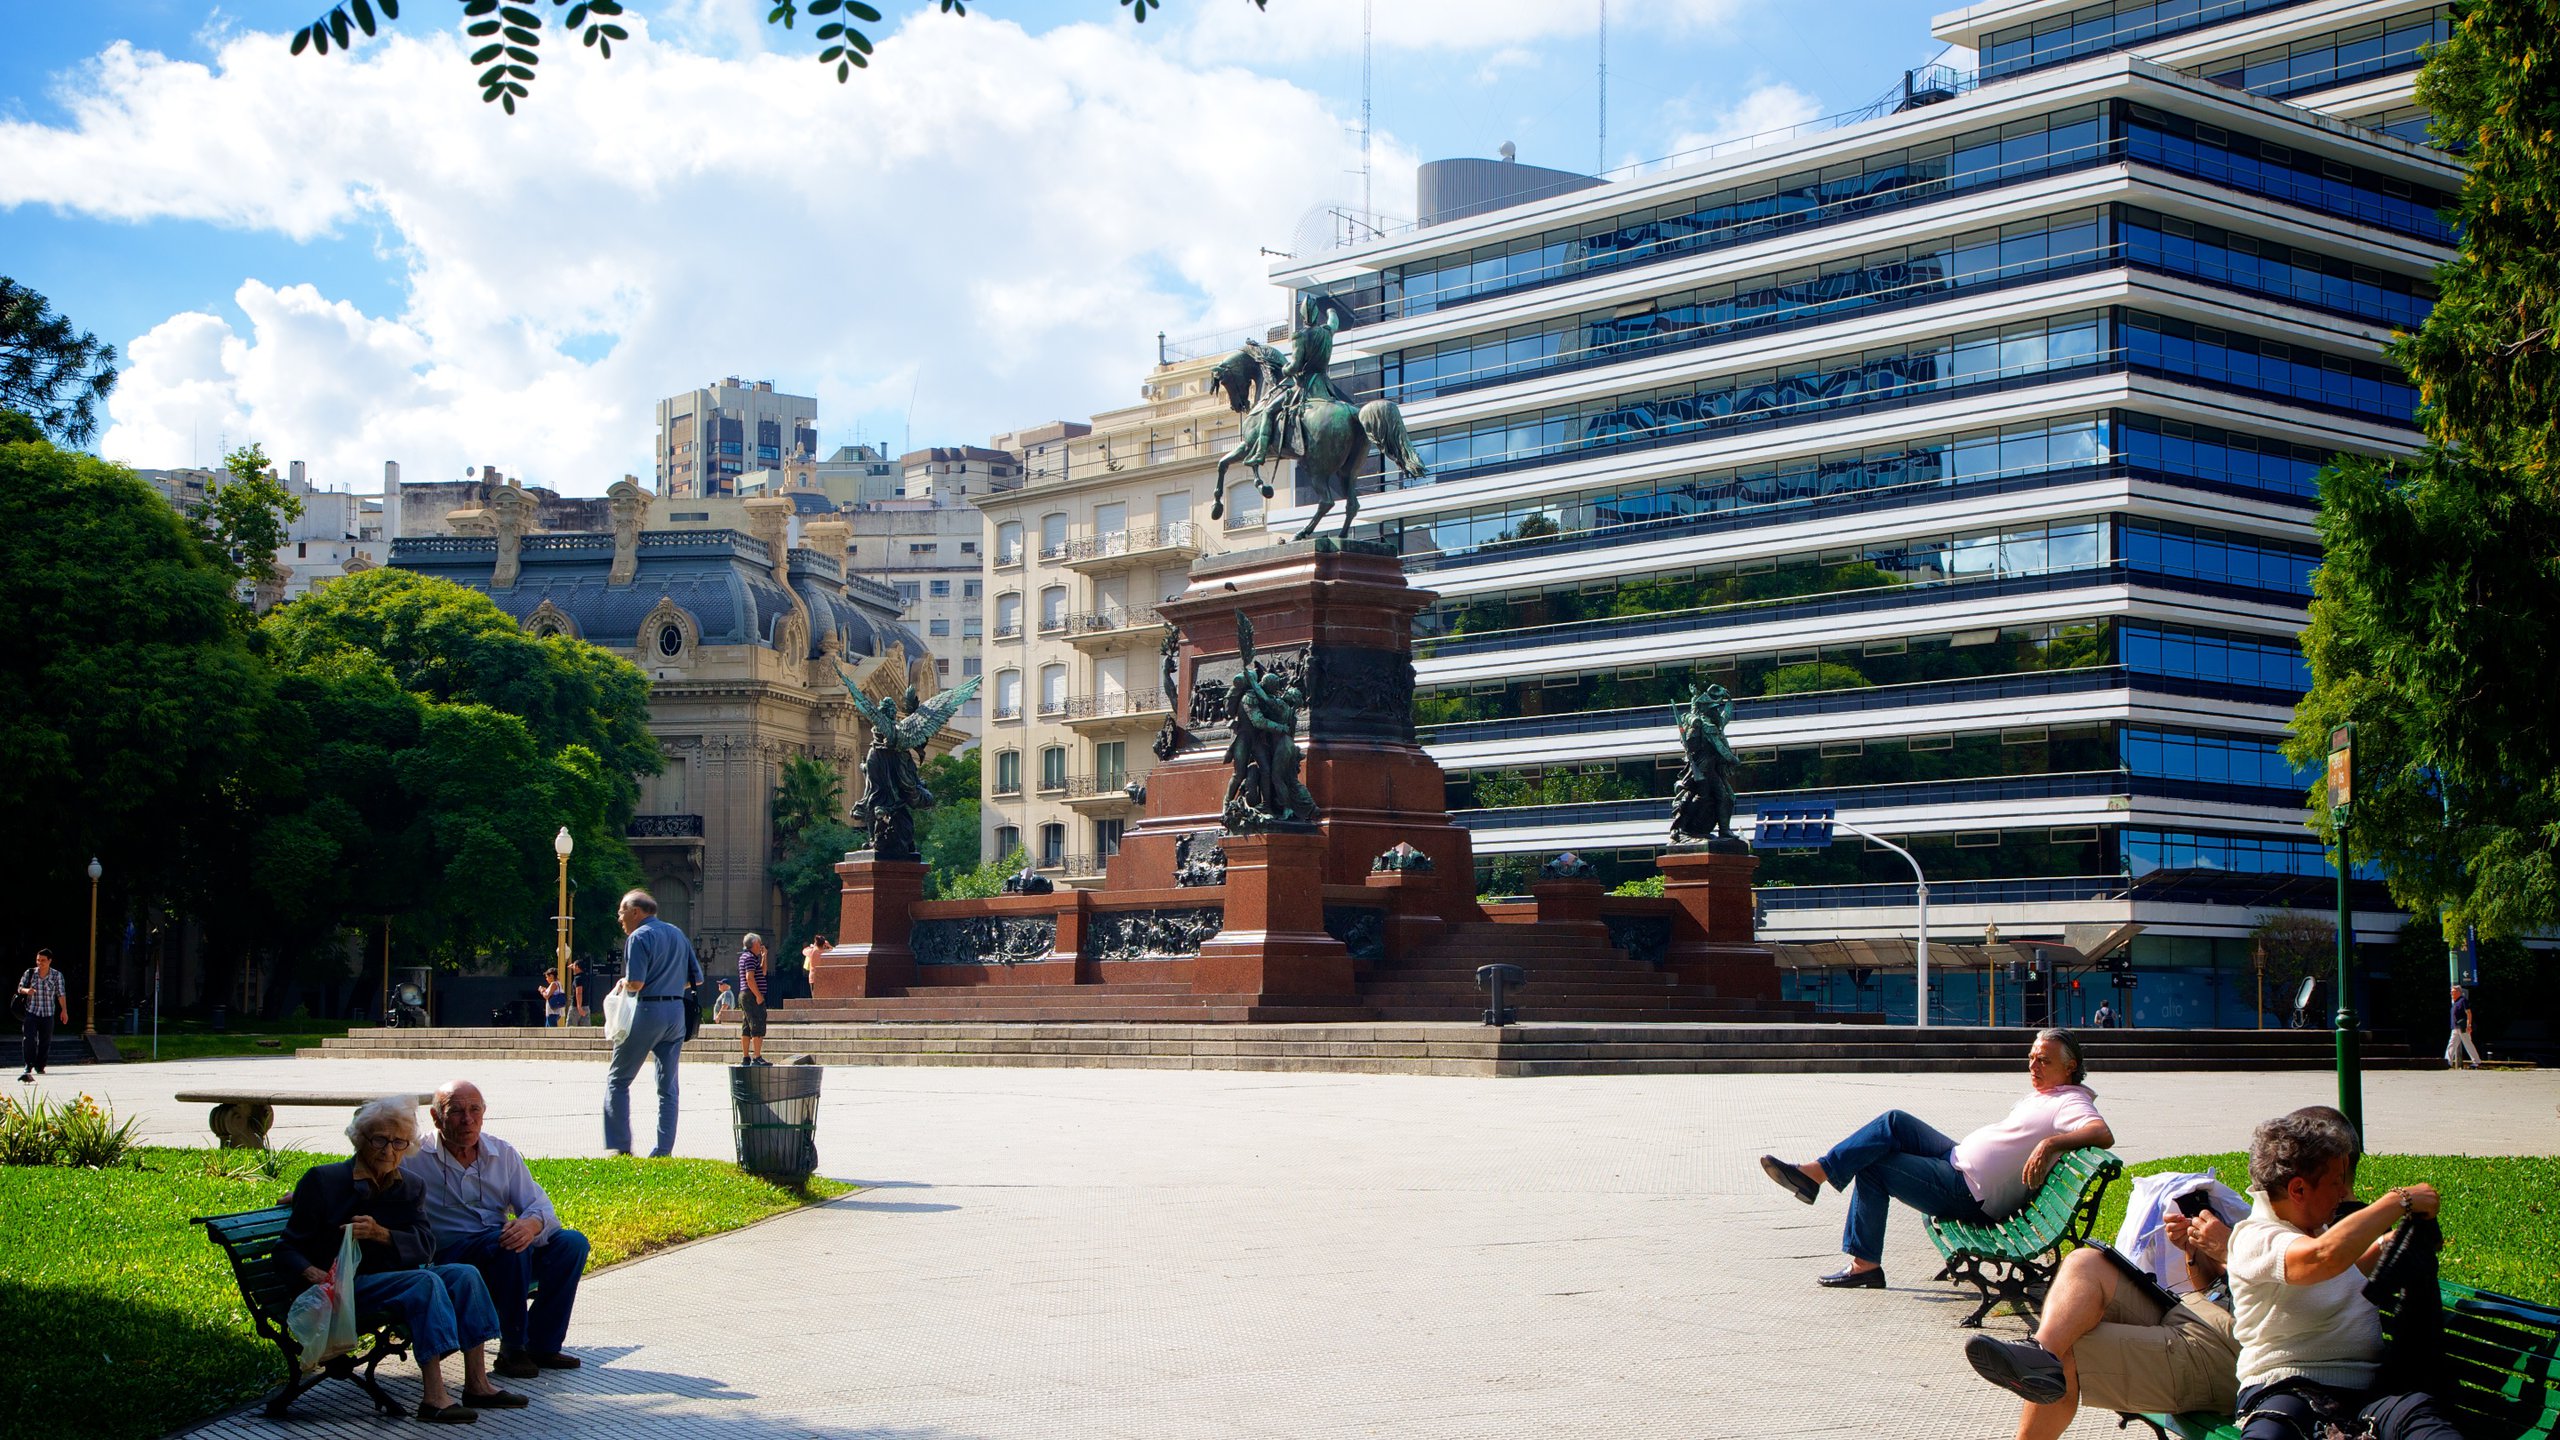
[1192,829,1357,1003]
[1658,844,1779,999]
[808,852,926,999]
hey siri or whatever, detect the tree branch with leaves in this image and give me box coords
[290,0,1268,110]
[0,278,118,447]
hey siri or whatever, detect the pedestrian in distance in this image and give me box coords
[736,933,770,1067]
[415,1080,591,1379]
[2092,1001,2116,1030]
[712,979,738,1023]
[15,948,69,1082]
[602,890,701,1158]
[2444,985,2481,1069]
[538,969,568,1028]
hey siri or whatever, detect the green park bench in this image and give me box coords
[2122,1279,2560,1440]
[196,1204,414,1419]
[1924,1146,2124,1327]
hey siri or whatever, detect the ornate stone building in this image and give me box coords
[389,478,941,964]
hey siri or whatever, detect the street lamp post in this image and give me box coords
[553,828,575,1023]
[85,858,102,1037]
[1835,821,1929,1028]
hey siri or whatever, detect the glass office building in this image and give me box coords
[1270,1,2461,1024]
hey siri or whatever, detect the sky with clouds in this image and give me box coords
[1,0,1955,496]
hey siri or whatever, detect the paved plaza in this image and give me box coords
[43,1058,2555,1440]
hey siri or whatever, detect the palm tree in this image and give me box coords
[772,756,846,852]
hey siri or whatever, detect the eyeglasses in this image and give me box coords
[361,1134,415,1152]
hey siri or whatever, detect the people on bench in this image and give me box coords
[1962,1166,2245,1437]
[2226,1108,2461,1440]
[1757,1029,2113,1287]
[415,1080,591,1380]
[278,1095,527,1425]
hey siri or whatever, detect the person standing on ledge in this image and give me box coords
[1757,1029,2112,1288]
[603,890,701,1157]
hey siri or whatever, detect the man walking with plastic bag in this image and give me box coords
[603,890,701,1157]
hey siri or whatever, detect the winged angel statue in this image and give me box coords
[1208,293,1430,541]
[837,667,984,862]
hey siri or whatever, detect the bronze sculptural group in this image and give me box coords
[837,667,983,863]
[1669,683,1743,845]
[1208,293,1430,542]
[1217,612,1316,832]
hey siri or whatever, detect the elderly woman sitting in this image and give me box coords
[278,1095,528,1425]
[2224,1107,2460,1440]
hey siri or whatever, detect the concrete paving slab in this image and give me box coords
[33,1058,2544,1440]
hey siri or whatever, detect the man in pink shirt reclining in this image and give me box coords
[1759,1028,2113,1288]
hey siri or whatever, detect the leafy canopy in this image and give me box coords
[288,0,1268,112]
[2285,1,2560,940]
[0,277,118,447]
[192,444,305,589]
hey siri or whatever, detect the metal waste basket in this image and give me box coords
[729,1064,820,1180]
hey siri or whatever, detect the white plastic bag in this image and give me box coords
[603,986,637,1044]
[284,1223,364,1371]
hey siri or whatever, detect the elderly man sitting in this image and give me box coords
[413,1080,592,1380]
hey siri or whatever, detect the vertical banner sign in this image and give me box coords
[2327,724,2355,814]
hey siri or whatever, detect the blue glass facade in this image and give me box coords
[2119,518,2319,596]
[2187,8,2449,103]
[1981,0,2318,79]
[2120,622,2311,691]
[2123,726,2311,790]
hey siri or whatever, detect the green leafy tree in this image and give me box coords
[772,820,866,966]
[284,0,1268,111]
[771,754,846,849]
[194,443,305,589]
[934,846,1027,901]
[0,278,118,447]
[918,748,982,892]
[2286,3,2560,941]
[0,432,269,978]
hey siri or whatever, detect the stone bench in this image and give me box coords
[175,1090,434,1149]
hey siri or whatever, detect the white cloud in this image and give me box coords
[1177,0,1743,65]
[1471,47,1540,87]
[1651,81,1826,171]
[1,10,1395,493]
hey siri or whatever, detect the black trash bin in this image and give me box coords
[729,1063,820,1181]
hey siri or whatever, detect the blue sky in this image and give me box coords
[1,0,1956,490]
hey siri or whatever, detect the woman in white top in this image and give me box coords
[2223,1107,2460,1440]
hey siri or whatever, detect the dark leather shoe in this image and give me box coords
[1965,1334,2066,1404]
[462,1388,529,1409]
[1816,1265,1886,1289]
[492,1352,541,1380]
[415,1402,479,1425]
[1760,1154,1820,1205]
[528,1352,583,1370]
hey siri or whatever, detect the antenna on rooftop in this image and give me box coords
[1361,0,1374,232]
[1597,0,1609,173]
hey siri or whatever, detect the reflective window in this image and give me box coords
[1039,746,1067,790]
[2119,623,2310,692]
[2122,311,2417,423]
[2120,206,2433,329]
[994,750,1022,794]
[1985,0,2318,78]
[2124,106,2455,242]
[2123,727,2312,790]
[2125,827,2378,879]
[2120,519,2318,596]
[2187,8,2451,103]
[2115,414,2332,499]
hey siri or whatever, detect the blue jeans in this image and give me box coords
[354,1265,500,1360]
[604,1001,686,1155]
[1818,1109,1990,1263]
[438,1227,590,1357]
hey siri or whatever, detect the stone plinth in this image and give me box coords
[1363,868,1448,962]
[1657,845,1778,999]
[809,852,927,999]
[1193,829,1357,1003]
[1110,540,1481,926]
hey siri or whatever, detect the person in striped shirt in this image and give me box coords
[16,949,69,1081]
[736,934,769,1067]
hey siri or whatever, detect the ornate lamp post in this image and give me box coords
[553,828,575,1020]
[84,857,103,1036]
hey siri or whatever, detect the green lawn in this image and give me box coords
[0,1148,851,1440]
[109,1016,358,1063]
[2095,1153,2560,1307]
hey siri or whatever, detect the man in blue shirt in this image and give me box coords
[604,890,702,1157]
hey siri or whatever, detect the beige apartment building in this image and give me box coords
[977,353,1277,880]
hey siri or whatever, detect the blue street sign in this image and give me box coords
[1751,803,1838,850]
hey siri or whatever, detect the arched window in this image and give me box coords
[1037,664,1067,715]
[1038,746,1067,792]
[996,521,1025,565]
[995,592,1023,637]
[993,750,1023,795]
[1039,512,1068,559]
[994,670,1023,720]
[1038,823,1065,867]
[1038,585,1067,631]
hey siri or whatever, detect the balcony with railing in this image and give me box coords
[1062,772,1142,813]
[992,702,1024,723]
[1062,688,1171,733]
[1060,521,1201,576]
[626,814,705,840]
[1063,604,1163,653]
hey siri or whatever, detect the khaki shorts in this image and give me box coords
[2075,1285,2241,1416]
